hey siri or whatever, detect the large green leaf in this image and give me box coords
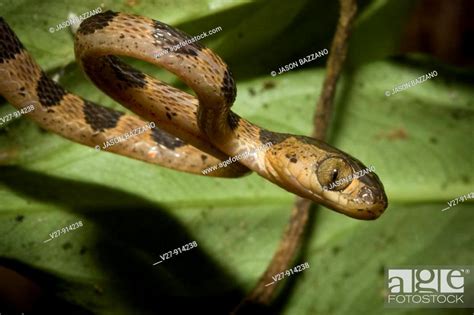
[1,0,473,314]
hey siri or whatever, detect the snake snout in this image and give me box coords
[358,186,387,210]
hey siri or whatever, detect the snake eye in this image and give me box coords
[331,169,339,182]
[316,157,353,191]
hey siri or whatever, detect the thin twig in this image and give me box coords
[232,0,358,312]
[313,0,357,140]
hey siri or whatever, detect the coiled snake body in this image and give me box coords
[0,11,387,219]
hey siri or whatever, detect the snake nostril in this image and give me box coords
[359,186,375,204]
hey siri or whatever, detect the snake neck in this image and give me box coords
[198,102,274,177]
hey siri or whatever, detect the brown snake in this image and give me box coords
[0,11,387,219]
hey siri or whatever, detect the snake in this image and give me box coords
[0,11,388,220]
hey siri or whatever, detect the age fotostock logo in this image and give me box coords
[386,267,474,308]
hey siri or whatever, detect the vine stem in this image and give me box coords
[232,0,358,312]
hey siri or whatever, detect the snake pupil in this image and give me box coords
[317,157,353,191]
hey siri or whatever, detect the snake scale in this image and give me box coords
[0,11,387,219]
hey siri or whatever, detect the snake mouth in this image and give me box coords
[311,180,388,220]
[265,156,326,204]
[339,186,388,219]
[360,185,388,213]
[278,172,367,218]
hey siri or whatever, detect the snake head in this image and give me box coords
[263,134,388,220]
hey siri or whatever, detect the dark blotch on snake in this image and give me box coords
[151,128,185,150]
[83,100,124,132]
[0,18,25,63]
[259,129,288,145]
[36,72,67,107]
[221,66,236,105]
[152,20,203,56]
[77,10,118,35]
[108,56,147,89]
[227,112,241,130]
